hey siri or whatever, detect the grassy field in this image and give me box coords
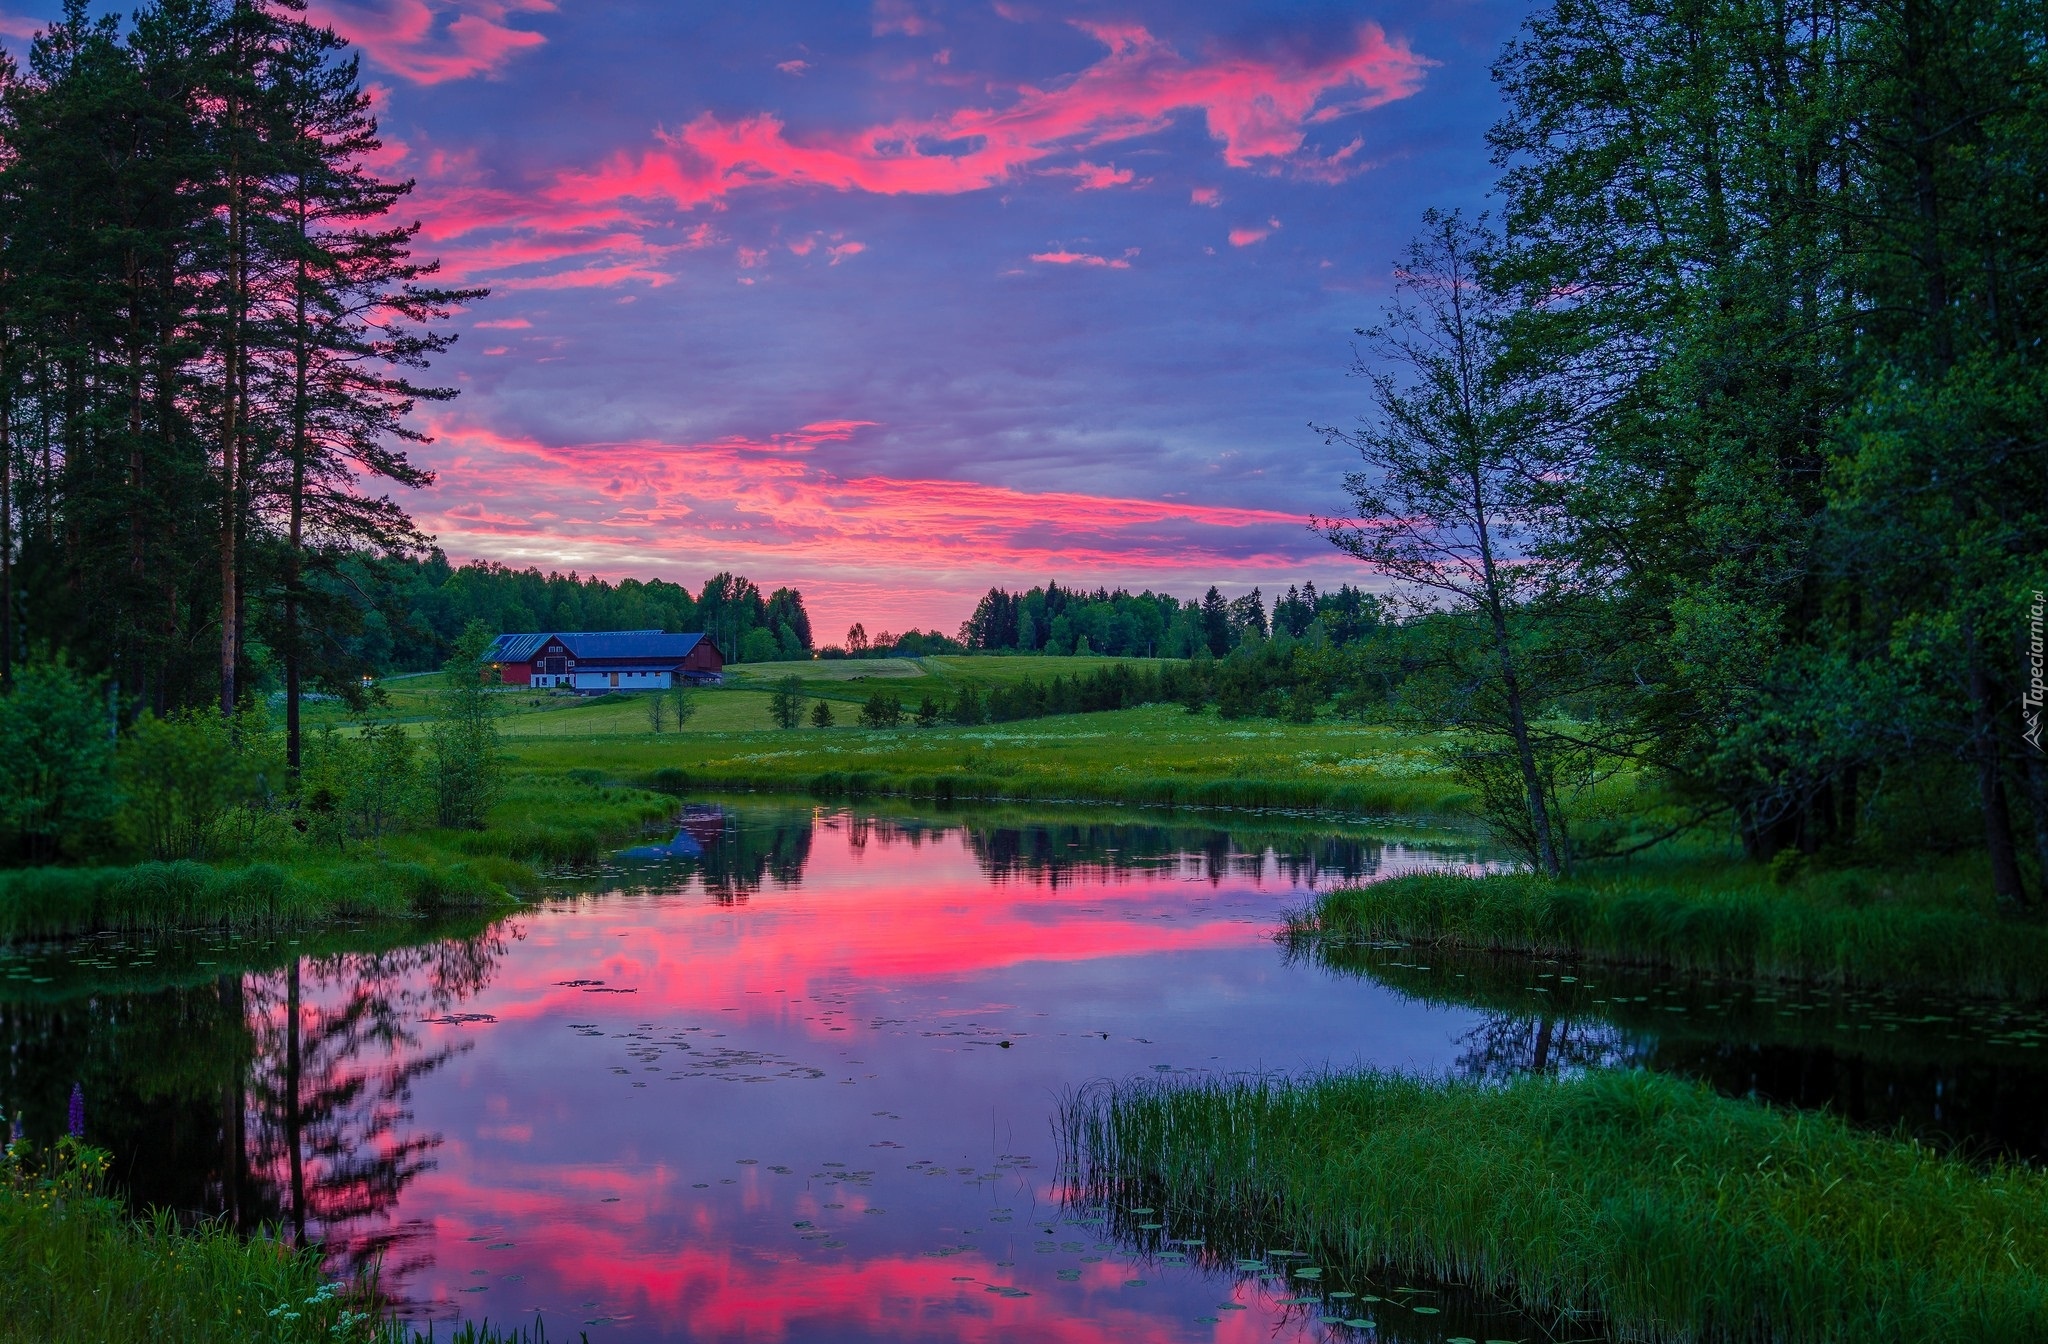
[318,655,1182,734]
[293,657,1477,814]
[1062,1067,2048,1344]
[1289,854,2047,999]
[0,1143,541,1344]
[503,704,1471,814]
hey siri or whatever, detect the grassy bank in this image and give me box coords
[0,767,682,941]
[310,658,1476,816]
[0,859,518,941]
[1289,858,2048,999]
[510,704,1473,815]
[1062,1067,2048,1343]
[0,1142,541,1344]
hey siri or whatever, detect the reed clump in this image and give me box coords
[0,1141,541,1343]
[1291,866,2048,999]
[1062,1067,2048,1343]
[0,858,515,940]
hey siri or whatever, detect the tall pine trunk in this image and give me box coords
[218,89,243,716]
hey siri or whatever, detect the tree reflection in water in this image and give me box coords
[237,932,510,1282]
[0,925,509,1299]
[1452,1009,1636,1081]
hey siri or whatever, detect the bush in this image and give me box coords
[116,709,272,860]
[0,659,119,861]
[769,675,807,729]
[429,622,503,829]
[302,722,420,845]
[858,692,903,728]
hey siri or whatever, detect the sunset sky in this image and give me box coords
[11,1,1524,635]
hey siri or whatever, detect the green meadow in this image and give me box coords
[312,657,1475,815]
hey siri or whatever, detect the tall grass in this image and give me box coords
[1062,1067,2048,1343]
[0,858,517,940]
[0,774,680,941]
[681,766,1462,814]
[0,1141,550,1344]
[1291,865,2048,999]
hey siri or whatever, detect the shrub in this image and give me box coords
[116,709,272,860]
[429,622,503,829]
[0,659,119,861]
[768,675,807,729]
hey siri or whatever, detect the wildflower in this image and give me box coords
[66,1083,84,1138]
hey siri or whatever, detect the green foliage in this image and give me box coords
[0,859,511,940]
[0,1139,544,1343]
[857,692,903,728]
[667,682,696,730]
[1478,0,2048,890]
[1063,1067,2048,1344]
[808,699,834,728]
[768,675,807,729]
[116,710,273,861]
[0,659,119,861]
[429,622,504,829]
[301,723,420,845]
[1294,861,2048,1000]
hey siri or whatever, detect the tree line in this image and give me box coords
[1320,0,2046,897]
[947,580,1386,660]
[318,554,816,673]
[0,0,470,773]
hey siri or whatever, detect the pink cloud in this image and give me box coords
[553,22,1428,214]
[1043,161,1135,190]
[473,317,532,329]
[309,0,553,84]
[386,22,1422,295]
[413,417,1326,636]
[1190,186,1220,206]
[1029,248,1134,269]
[776,58,811,75]
[872,0,934,36]
[1229,217,1281,246]
[490,262,674,290]
[736,246,769,268]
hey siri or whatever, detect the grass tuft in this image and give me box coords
[0,859,513,940]
[1292,863,2048,999]
[1062,1067,2048,1344]
[0,1141,544,1344]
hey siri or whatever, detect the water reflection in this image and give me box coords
[1296,938,2048,1161]
[0,925,509,1293]
[2,801,2043,1342]
[604,799,1490,897]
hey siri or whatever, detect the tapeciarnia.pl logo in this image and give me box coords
[2027,589,2046,753]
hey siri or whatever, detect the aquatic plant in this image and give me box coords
[1292,865,2048,999]
[1061,1067,2048,1343]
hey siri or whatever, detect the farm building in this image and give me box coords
[486,630,724,692]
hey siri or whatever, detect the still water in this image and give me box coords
[5,799,2047,1342]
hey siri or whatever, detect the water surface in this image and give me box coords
[4,799,2044,1342]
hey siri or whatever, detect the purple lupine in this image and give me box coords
[66,1083,83,1138]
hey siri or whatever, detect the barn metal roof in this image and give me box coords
[486,632,549,662]
[489,630,711,662]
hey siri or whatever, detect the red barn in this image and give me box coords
[486,630,723,691]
